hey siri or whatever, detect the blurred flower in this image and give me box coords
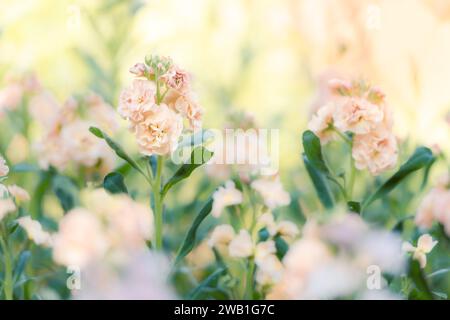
[352,128,398,175]
[251,176,290,209]
[255,240,276,265]
[129,63,148,77]
[118,79,156,125]
[7,184,30,202]
[17,216,53,247]
[161,65,191,93]
[0,155,9,177]
[53,208,108,268]
[34,132,70,171]
[0,198,16,221]
[229,229,253,258]
[134,103,183,156]
[211,180,243,218]
[277,221,300,239]
[255,254,284,287]
[0,81,23,116]
[308,102,337,144]
[170,92,203,131]
[6,134,29,164]
[257,212,299,239]
[85,93,119,134]
[402,234,438,268]
[208,224,235,247]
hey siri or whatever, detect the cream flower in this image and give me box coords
[0,82,23,112]
[228,230,253,258]
[86,93,119,134]
[172,93,203,131]
[277,221,300,239]
[7,185,30,202]
[333,97,384,134]
[53,208,108,267]
[134,104,183,156]
[0,184,7,198]
[211,181,243,218]
[118,79,157,124]
[0,198,16,221]
[308,103,337,144]
[0,155,9,176]
[208,224,235,247]
[352,128,398,175]
[34,133,70,171]
[257,212,278,236]
[129,63,148,77]
[161,66,191,93]
[17,216,53,247]
[415,189,440,229]
[28,91,65,128]
[402,234,438,268]
[251,176,290,209]
[255,240,277,265]
[255,254,284,286]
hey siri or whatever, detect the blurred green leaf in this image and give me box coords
[89,127,147,179]
[408,259,433,300]
[174,198,213,266]
[161,147,213,198]
[274,235,289,260]
[188,267,226,300]
[52,175,79,212]
[103,172,128,194]
[347,201,361,213]
[258,228,270,242]
[363,147,435,209]
[13,251,31,283]
[303,155,334,209]
[302,130,330,174]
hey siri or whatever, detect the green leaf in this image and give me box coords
[188,267,226,300]
[103,172,128,194]
[408,259,433,300]
[302,130,330,174]
[363,147,434,208]
[303,155,334,209]
[347,201,361,213]
[52,175,79,212]
[89,127,147,178]
[258,228,270,242]
[13,251,31,283]
[174,198,213,266]
[274,235,289,260]
[161,147,213,198]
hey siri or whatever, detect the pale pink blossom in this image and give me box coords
[161,66,191,93]
[28,91,64,128]
[251,176,290,209]
[211,181,243,218]
[255,254,284,286]
[86,93,119,134]
[352,128,398,175]
[0,82,23,114]
[118,79,157,124]
[208,224,235,247]
[129,63,148,77]
[308,103,337,144]
[415,184,450,236]
[34,133,70,171]
[255,240,277,265]
[228,230,253,258]
[0,198,16,221]
[333,97,384,134]
[7,185,30,202]
[0,155,9,176]
[134,104,183,156]
[402,234,438,268]
[172,93,203,131]
[17,216,53,247]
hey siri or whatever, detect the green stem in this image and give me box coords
[347,156,356,200]
[153,156,164,250]
[245,258,255,299]
[0,234,13,300]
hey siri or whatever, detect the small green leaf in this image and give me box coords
[363,147,434,208]
[302,130,330,174]
[103,172,128,194]
[274,235,289,260]
[13,251,31,283]
[347,201,361,213]
[52,175,79,212]
[303,155,334,209]
[408,259,433,300]
[258,228,270,242]
[161,147,213,198]
[188,267,226,300]
[89,126,147,178]
[174,198,213,266]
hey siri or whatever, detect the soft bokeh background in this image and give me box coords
[1,0,450,173]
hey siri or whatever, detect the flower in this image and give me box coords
[85,93,119,134]
[0,155,9,176]
[118,79,157,125]
[134,104,183,156]
[34,132,70,171]
[17,216,53,247]
[53,208,108,268]
[0,82,23,114]
[352,128,398,175]
[255,254,284,286]
[251,176,290,209]
[161,66,191,93]
[228,230,253,258]
[0,198,16,221]
[129,63,148,77]
[211,181,243,218]
[208,224,235,247]
[7,185,30,202]
[171,92,203,131]
[255,240,277,265]
[308,103,337,144]
[333,97,384,134]
[402,234,438,268]
[277,221,300,239]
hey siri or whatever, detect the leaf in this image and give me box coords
[30,170,54,218]
[347,201,361,213]
[52,175,79,212]
[363,147,434,208]
[89,127,147,178]
[188,268,226,300]
[258,228,270,242]
[274,235,289,260]
[303,155,334,209]
[11,163,40,173]
[161,147,213,198]
[408,259,433,300]
[174,198,213,266]
[103,172,128,194]
[14,251,31,283]
[302,130,330,174]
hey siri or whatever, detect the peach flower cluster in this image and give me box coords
[118,56,203,156]
[268,213,405,300]
[415,173,450,236]
[0,73,40,119]
[31,92,118,173]
[308,79,398,175]
[208,211,299,287]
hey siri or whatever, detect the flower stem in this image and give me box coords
[0,233,13,300]
[347,138,356,200]
[245,258,255,299]
[153,156,164,250]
